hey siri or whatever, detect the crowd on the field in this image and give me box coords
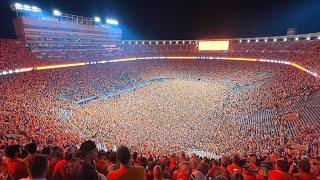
[1,59,320,154]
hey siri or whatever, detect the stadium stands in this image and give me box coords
[1,8,320,179]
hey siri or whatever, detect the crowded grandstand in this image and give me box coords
[1,1,320,180]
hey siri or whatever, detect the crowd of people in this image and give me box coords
[1,38,320,179]
[1,140,319,180]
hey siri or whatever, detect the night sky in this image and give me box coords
[1,0,320,40]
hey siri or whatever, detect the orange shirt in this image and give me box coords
[52,159,76,180]
[227,163,243,174]
[171,170,179,180]
[293,173,315,180]
[243,173,257,180]
[268,170,295,180]
[107,166,146,180]
[4,158,28,180]
[176,172,189,180]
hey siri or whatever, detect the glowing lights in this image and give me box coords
[14,3,23,10]
[220,57,257,62]
[306,37,310,40]
[198,41,229,51]
[13,3,41,12]
[239,40,242,43]
[94,17,101,23]
[23,4,31,11]
[167,56,197,60]
[53,9,61,16]
[31,6,41,12]
[19,67,33,73]
[274,38,277,42]
[264,39,268,42]
[109,58,138,62]
[256,39,259,42]
[318,36,320,40]
[247,39,250,43]
[284,38,287,41]
[295,37,299,41]
[106,19,119,25]
[35,63,86,71]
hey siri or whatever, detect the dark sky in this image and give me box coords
[1,0,320,40]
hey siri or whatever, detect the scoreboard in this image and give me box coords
[198,40,229,51]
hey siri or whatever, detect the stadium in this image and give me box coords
[1,1,320,180]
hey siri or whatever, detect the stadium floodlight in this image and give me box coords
[53,9,61,16]
[307,37,310,40]
[135,41,138,44]
[94,17,101,23]
[31,6,41,12]
[23,4,31,11]
[274,38,277,42]
[142,42,145,44]
[264,39,268,42]
[295,37,299,41]
[106,19,119,25]
[14,3,24,10]
[156,41,158,44]
[247,39,250,43]
[239,40,242,43]
[318,36,320,40]
[255,39,258,42]
[284,38,287,41]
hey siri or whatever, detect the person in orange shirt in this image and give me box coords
[0,157,9,180]
[227,155,243,175]
[48,146,63,180]
[268,159,294,180]
[293,159,316,180]
[176,161,192,180]
[208,159,220,178]
[242,166,256,180]
[247,154,258,170]
[3,145,28,180]
[107,145,146,180]
[52,146,78,180]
